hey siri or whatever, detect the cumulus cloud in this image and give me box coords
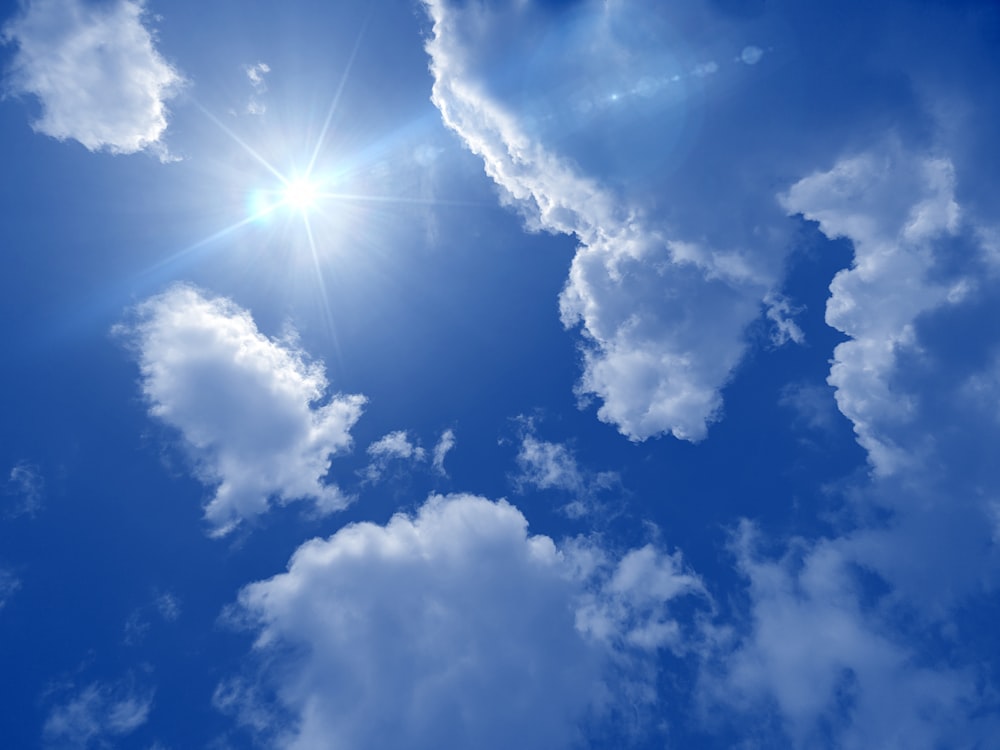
[421,0,786,443]
[782,146,962,475]
[118,284,365,536]
[2,0,184,158]
[224,493,706,749]
[43,678,153,748]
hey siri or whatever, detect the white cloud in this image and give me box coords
[782,147,962,475]
[515,435,584,495]
[367,430,424,461]
[703,523,983,750]
[763,292,806,347]
[43,679,153,748]
[119,284,365,536]
[244,61,270,115]
[421,0,784,443]
[225,493,706,749]
[431,428,455,475]
[2,0,183,158]
[512,427,623,518]
[362,430,426,482]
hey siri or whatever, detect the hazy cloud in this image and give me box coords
[43,678,153,748]
[5,460,43,517]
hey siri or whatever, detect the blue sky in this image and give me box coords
[1,0,999,747]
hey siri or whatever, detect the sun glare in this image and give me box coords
[283,177,320,211]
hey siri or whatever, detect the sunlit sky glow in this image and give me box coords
[2,0,1000,748]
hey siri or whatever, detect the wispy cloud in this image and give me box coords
[5,460,44,517]
[431,428,456,476]
[511,420,620,518]
[118,284,365,536]
[0,568,21,611]
[243,61,270,115]
[43,677,154,748]
[362,430,426,482]
[2,0,183,158]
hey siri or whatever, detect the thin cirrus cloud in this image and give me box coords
[42,678,154,749]
[5,460,44,517]
[117,284,366,537]
[223,493,707,749]
[2,0,183,158]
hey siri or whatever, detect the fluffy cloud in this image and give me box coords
[2,0,183,157]
[224,493,705,749]
[119,284,365,536]
[421,0,788,442]
[43,678,153,748]
[782,147,963,475]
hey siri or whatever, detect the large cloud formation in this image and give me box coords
[698,143,1000,748]
[2,0,183,157]
[421,0,785,442]
[120,285,365,536]
[224,493,706,749]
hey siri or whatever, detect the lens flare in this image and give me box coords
[283,178,319,211]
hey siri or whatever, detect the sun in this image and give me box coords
[282,177,320,211]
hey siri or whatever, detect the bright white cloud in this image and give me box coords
[119,284,365,536]
[782,147,962,475]
[43,679,153,748]
[421,0,785,442]
[2,0,184,157]
[226,493,706,749]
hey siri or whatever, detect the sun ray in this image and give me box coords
[305,11,372,178]
[302,213,343,366]
[195,102,289,185]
